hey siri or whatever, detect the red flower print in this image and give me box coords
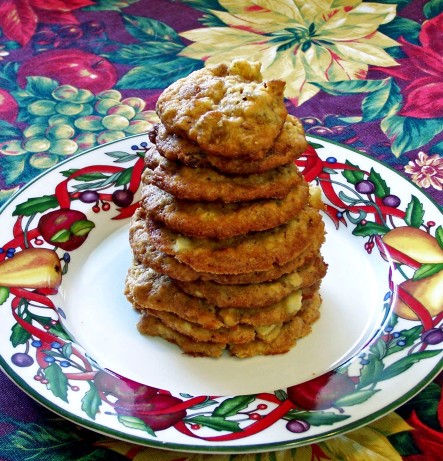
[374,13,443,119]
[0,0,94,46]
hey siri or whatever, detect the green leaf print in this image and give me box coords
[185,415,242,432]
[404,196,425,227]
[44,363,69,402]
[82,383,102,420]
[213,395,256,417]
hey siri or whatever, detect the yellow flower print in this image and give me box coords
[180,0,399,105]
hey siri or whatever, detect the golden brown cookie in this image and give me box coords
[152,114,307,174]
[137,315,226,358]
[143,146,302,203]
[139,206,325,275]
[141,183,309,239]
[174,256,327,309]
[155,60,287,158]
[136,291,322,358]
[130,218,322,284]
[178,259,325,310]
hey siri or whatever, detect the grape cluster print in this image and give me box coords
[0,140,441,445]
[2,78,158,169]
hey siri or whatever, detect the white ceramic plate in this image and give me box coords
[0,134,442,453]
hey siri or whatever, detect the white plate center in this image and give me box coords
[59,218,385,396]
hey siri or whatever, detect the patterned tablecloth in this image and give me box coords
[0,1,442,460]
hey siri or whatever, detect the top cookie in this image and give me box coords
[155,60,287,158]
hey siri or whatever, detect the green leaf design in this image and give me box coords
[0,287,10,305]
[115,167,133,187]
[386,325,423,356]
[81,382,102,420]
[285,409,350,426]
[123,15,181,43]
[50,229,71,243]
[116,57,201,89]
[275,389,287,401]
[44,363,69,402]
[61,169,109,181]
[342,160,364,184]
[61,342,73,359]
[107,41,183,66]
[404,196,425,227]
[106,151,138,163]
[84,0,139,11]
[312,79,389,95]
[13,194,59,216]
[379,17,421,43]
[423,0,443,19]
[435,225,443,250]
[381,115,443,157]
[0,119,23,141]
[413,263,443,280]
[361,78,402,122]
[213,395,255,417]
[335,389,379,407]
[185,415,242,432]
[24,76,59,98]
[368,168,390,198]
[10,320,31,347]
[352,222,390,237]
[118,415,156,436]
[71,219,95,237]
[378,350,442,382]
[357,355,385,389]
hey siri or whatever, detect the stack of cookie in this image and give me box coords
[125,60,327,358]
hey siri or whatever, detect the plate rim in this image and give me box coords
[0,133,442,453]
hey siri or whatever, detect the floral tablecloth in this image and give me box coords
[0,1,442,460]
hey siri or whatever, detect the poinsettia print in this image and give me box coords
[374,13,443,119]
[179,0,399,105]
[0,0,94,46]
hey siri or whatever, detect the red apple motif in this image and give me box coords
[287,371,355,410]
[38,208,95,251]
[115,394,186,431]
[17,49,118,93]
[0,89,18,123]
[94,370,157,403]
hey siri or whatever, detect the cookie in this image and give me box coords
[126,260,320,329]
[136,291,321,358]
[155,60,287,158]
[153,114,307,174]
[130,220,322,284]
[143,146,302,203]
[140,206,325,275]
[141,182,309,239]
[174,256,327,309]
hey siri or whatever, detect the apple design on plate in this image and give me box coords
[17,49,118,94]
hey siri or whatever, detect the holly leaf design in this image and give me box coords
[61,169,109,181]
[368,168,390,198]
[213,395,256,417]
[357,355,385,389]
[404,196,425,227]
[0,287,9,305]
[10,320,31,347]
[342,160,364,184]
[81,382,102,420]
[117,415,156,436]
[352,221,390,237]
[185,415,242,432]
[12,195,59,216]
[44,363,69,402]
